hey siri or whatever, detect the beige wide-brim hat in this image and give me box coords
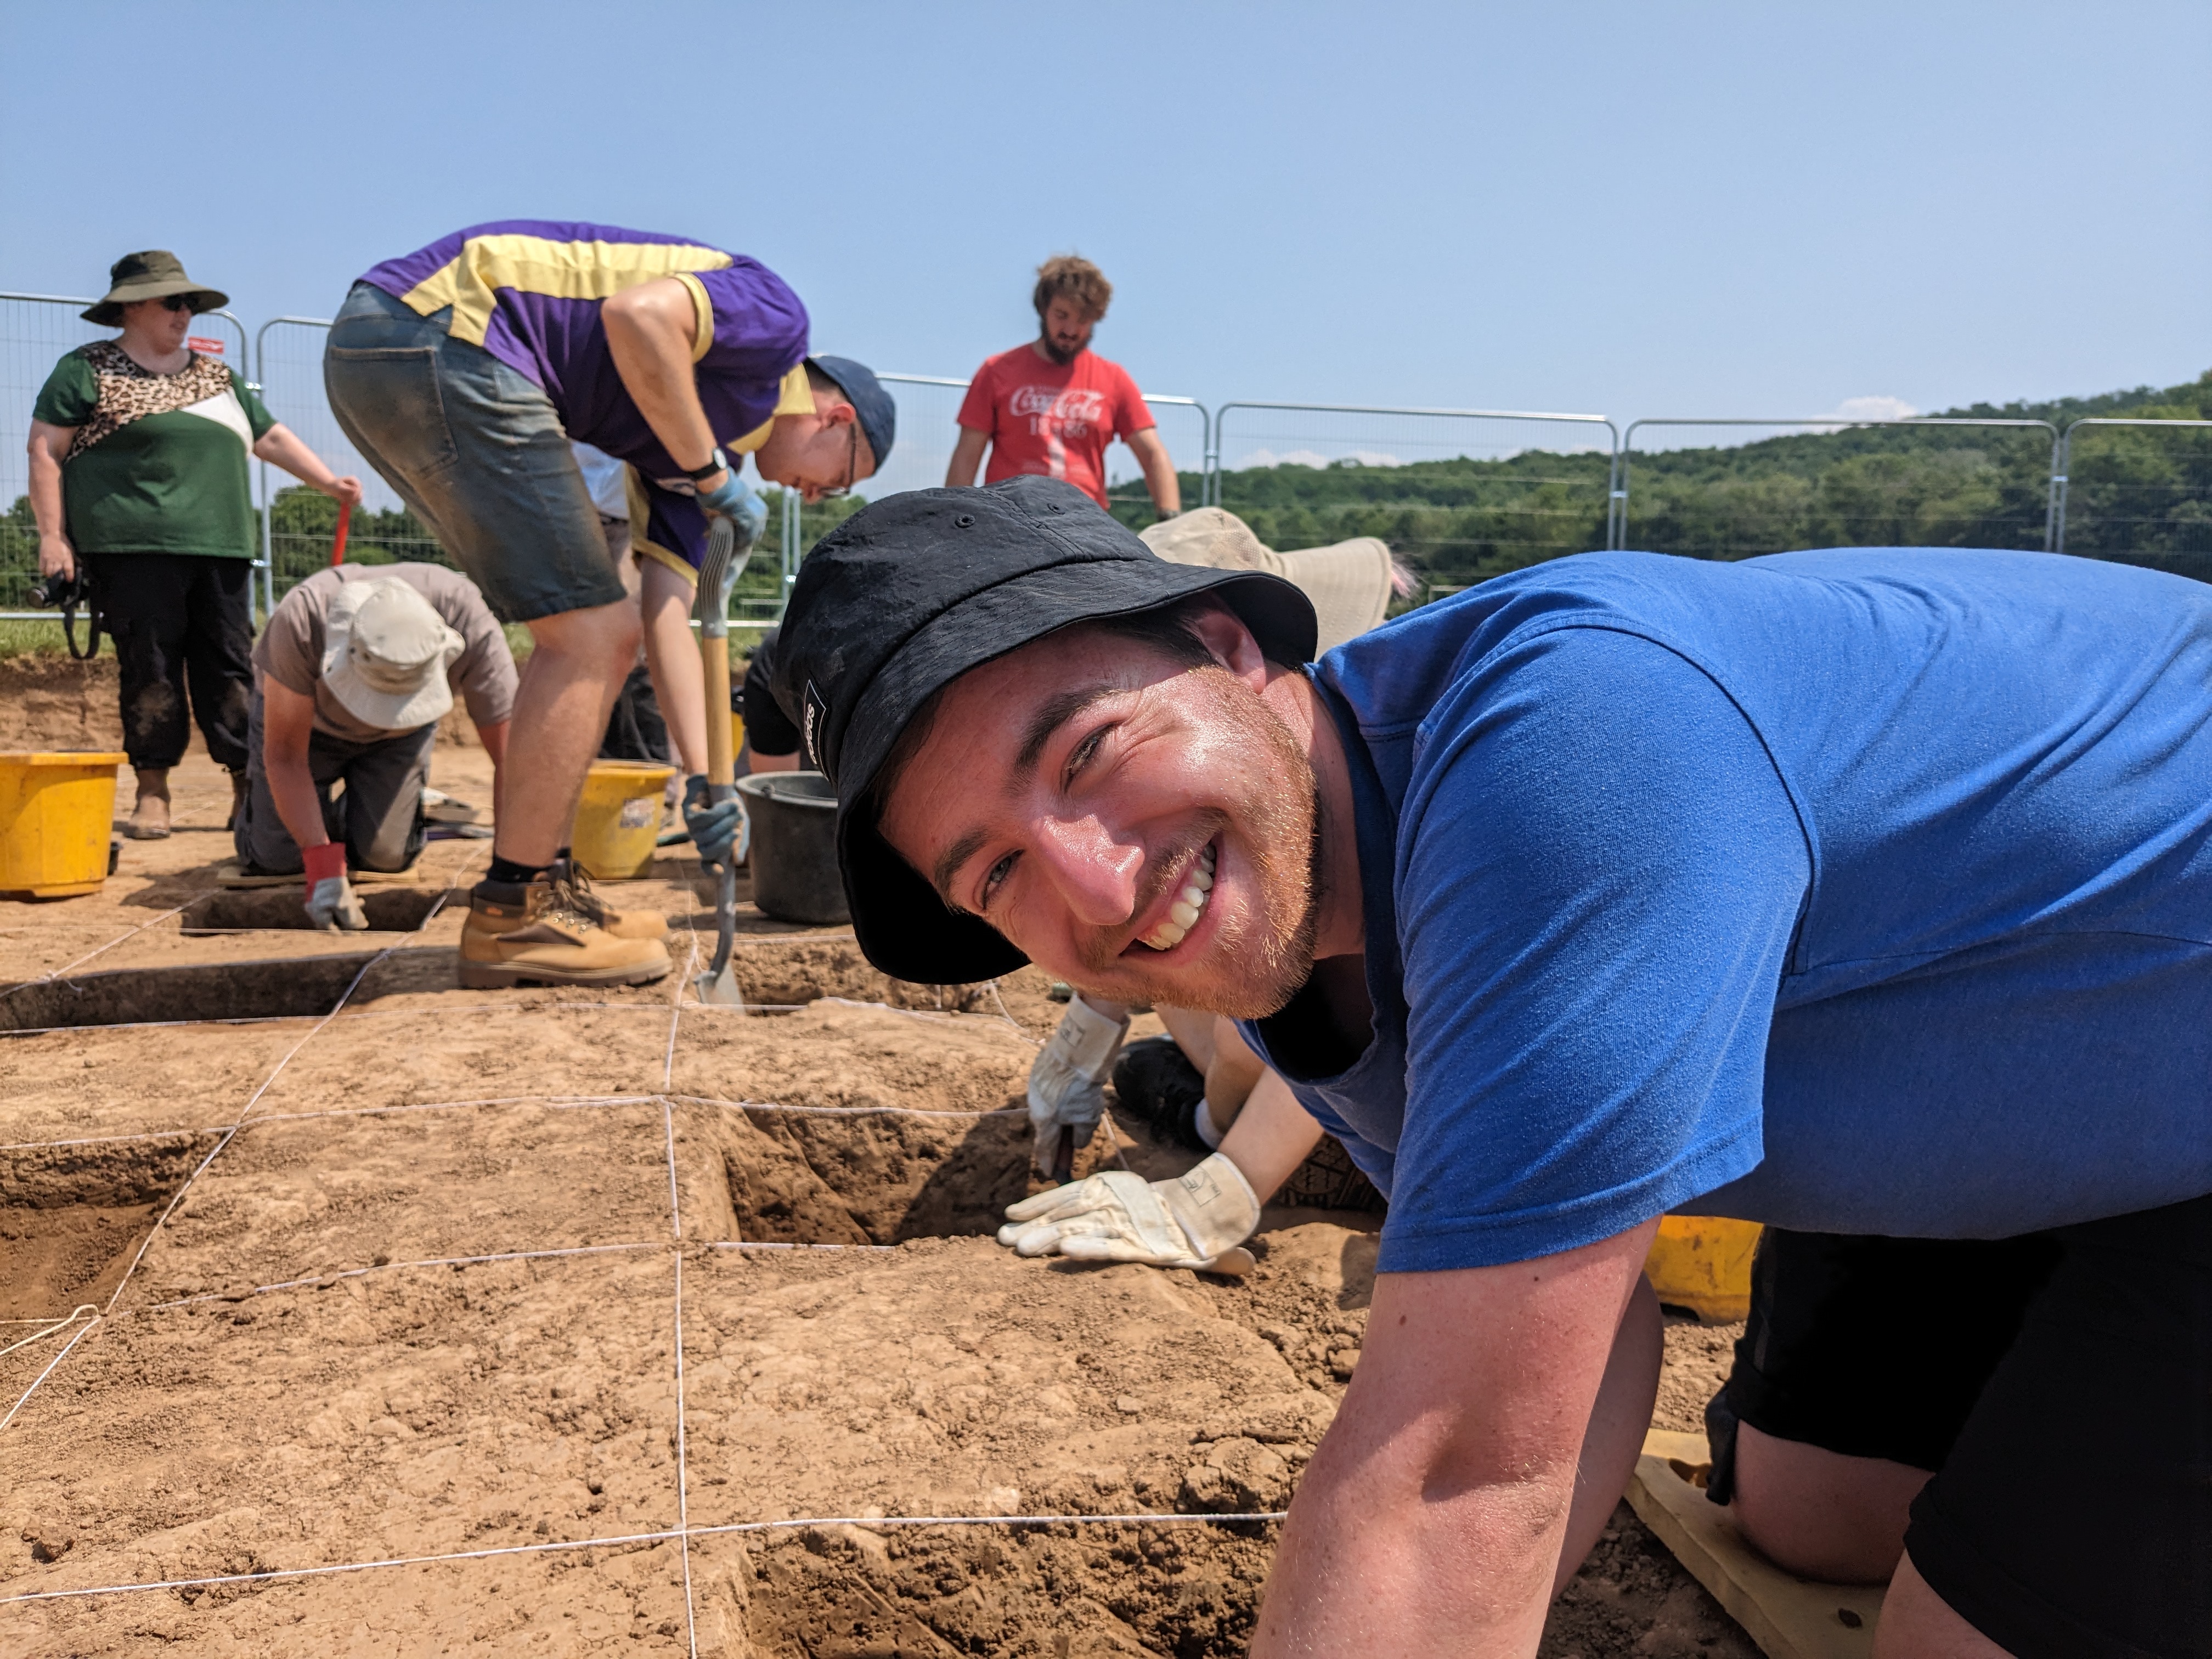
[321,578,464,731]
[1141,507,1396,654]
[82,250,228,328]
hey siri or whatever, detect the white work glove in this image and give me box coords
[998,1152,1260,1275]
[301,843,369,932]
[1025,996,1129,1174]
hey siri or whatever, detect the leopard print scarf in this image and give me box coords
[65,341,236,460]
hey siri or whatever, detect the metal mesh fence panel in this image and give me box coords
[2053,419,2212,582]
[771,379,1212,611]
[1612,418,2061,560]
[1210,403,1615,595]
[253,318,448,606]
[1103,397,1208,529]
[2,296,249,614]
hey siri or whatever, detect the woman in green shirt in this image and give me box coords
[26,251,363,838]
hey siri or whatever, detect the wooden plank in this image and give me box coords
[1626,1429,1885,1659]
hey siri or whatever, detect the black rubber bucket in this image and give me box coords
[738,770,849,924]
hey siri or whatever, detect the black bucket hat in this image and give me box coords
[83,250,227,327]
[805,355,896,476]
[771,476,1317,984]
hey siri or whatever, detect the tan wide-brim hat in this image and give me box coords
[82,250,228,328]
[1141,507,1396,654]
[321,578,464,732]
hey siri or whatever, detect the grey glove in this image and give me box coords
[695,468,768,551]
[682,774,746,870]
[1026,996,1128,1175]
[305,874,368,932]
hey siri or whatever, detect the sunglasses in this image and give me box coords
[159,295,197,313]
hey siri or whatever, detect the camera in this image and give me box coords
[33,570,85,610]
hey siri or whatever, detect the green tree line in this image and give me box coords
[8,370,2207,614]
[1107,370,2212,594]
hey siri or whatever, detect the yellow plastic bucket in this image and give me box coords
[1644,1215,1763,1324]
[569,760,675,879]
[0,752,127,898]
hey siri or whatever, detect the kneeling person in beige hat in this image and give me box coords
[239,566,517,931]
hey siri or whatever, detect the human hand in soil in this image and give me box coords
[302,844,368,932]
[998,1153,1259,1275]
[1026,996,1128,1173]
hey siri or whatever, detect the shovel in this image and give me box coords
[691,515,747,1007]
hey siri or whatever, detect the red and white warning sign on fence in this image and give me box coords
[187,336,225,356]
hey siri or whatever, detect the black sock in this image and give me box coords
[487,855,550,887]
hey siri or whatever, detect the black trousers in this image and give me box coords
[84,552,254,772]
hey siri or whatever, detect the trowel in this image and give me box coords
[691,515,747,1008]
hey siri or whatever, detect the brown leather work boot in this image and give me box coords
[124,767,172,840]
[548,856,669,942]
[458,872,672,989]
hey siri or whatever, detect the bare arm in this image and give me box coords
[1215,1068,1325,1199]
[252,424,362,507]
[1251,1219,1660,1655]
[636,560,709,776]
[602,278,720,477]
[259,678,331,853]
[1125,427,1181,517]
[946,427,990,488]
[26,420,75,578]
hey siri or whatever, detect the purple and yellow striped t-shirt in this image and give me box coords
[359,222,810,565]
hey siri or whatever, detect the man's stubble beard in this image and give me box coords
[1071,670,1324,1020]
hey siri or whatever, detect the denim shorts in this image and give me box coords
[323,283,625,624]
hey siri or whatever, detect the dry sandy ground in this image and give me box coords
[1,662,1757,1656]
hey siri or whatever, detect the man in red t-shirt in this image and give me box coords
[948,256,1181,517]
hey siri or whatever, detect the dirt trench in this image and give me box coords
[0,930,1757,1656]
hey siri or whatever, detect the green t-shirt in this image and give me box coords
[32,343,278,559]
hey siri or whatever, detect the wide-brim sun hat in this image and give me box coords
[1141,507,1395,653]
[82,250,228,328]
[321,578,464,732]
[768,476,1317,985]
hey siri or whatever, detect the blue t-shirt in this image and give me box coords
[1238,549,2212,1274]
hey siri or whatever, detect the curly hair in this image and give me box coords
[1032,255,1113,324]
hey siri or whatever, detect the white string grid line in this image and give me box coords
[664,1097,701,1659]
[0,1510,1289,1608]
[0,895,205,1002]
[0,1091,1023,1169]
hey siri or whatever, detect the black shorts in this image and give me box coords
[1703,1195,2212,1658]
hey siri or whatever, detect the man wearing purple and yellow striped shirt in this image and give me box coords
[326,222,895,989]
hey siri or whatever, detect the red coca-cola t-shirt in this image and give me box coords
[956,345,1154,509]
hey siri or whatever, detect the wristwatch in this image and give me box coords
[684,448,730,483]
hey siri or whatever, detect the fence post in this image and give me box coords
[2052,416,2212,557]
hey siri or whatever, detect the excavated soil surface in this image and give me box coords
[0,819,1760,1655]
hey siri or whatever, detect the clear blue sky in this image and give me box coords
[5,1,2205,438]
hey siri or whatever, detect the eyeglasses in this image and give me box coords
[159,295,196,313]
[818,422,859,501]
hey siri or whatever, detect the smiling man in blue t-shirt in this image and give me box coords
[771,477,2211,1657]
